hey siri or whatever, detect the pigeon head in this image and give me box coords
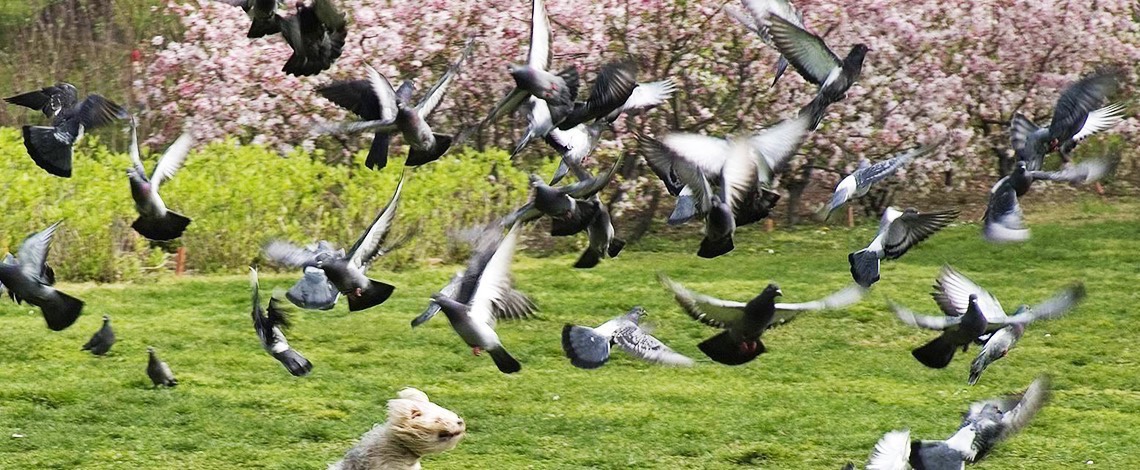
[625,306,647,323]
[102,314,110,322]
[146,346,156,354]
[1014,161,1028,174]
[762,283,782,299]
[842,44,869,74]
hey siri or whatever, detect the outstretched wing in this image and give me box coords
[348,176,405,270]
[17,221,62,283]
[763,14,839,86]
[264,240,320,267]
[151,131,195,191]
[882,209,958,259]
[417,37,476,119]
[612,324,694,366]
[890,301,960,331]
[931,265,1004,318]
[527,0,551,70]
[469,223,527,328]
[658,273,747,330]
[771,283,867,325]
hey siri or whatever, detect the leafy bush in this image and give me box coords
[0,127,557,281]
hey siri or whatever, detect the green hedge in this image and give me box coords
[0,127,557,281]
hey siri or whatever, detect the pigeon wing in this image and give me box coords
[75,94,127,130]
[468,223,525,328]
[931,265,1004,318]
[867,429,911,470]
[317,79,386,120]
[1069,102,1125,143]
[658,273,747,330]
[855,140,942,188]
[890,301,961,331]
[348,176,405,270]
[562,154,622,199]
[264,240,320,268]
[126,117,147,177]
[17,221,62,283]
[1048,69,1120,142]
[612,324,694,366]
[1029,155,1118,185]
[772,284,867,325]
[150,131,195,190]
[763,13,840,86]
[1006,284,1085,325]
[527,0,551,70]
[748,110,814,176]
[882,209,958,259]
[417,37,476,119]
[616,79,676,116]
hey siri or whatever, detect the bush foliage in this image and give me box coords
[0,127,555,281]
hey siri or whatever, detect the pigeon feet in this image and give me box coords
[738,342,759,354]
[353,287,362,298]
[472,347,482,356]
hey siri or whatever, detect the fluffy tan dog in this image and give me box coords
[329,388,466,470]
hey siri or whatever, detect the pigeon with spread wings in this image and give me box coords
[562,307,693,369]
[4,82,127,177]
[250,267,313,377]
[983,157,1117,243]
[826,140,944,216]
[1010,68,1124,170]
[126,117,195,241]
[848,207,958,288]
[277,0,347,77]
[659,273,866,365]
[0,222,83,331]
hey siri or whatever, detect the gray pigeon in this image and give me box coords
[728,0,805,87]
[146,346,178,388]
[505,156,621,237]
[1010,68,1124,170]
[555,59,640,131]
[545,121,606,185]
[826,140,943,216]
[284,241,341,310]
[574,198,625,269]
[968,323,1024,386]
[277,0,347,77]
[212,0,282,38]
[960,375,1051,461]
[0,222,83,331]
[126,117,195,241]
[983,157,1117,243]
[848,207,958,288]
[266,177,404,312]
[411,270,463,328]
[901,294,989,369]
[81,314,115,356]
[561,306,693,369]
[250,267,313,377]
[4,82,128,177]
[318,37,475,168]
[431,223,535,374]
[659,273,866,365]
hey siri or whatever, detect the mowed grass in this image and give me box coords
[1,196,1138,469]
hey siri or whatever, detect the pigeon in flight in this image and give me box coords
[146,346,178,388]
[574,197,625,268]
[864,376,1050,469]
[982,157,1117,243]
[561,306,693,369]
[4,82,128,177]
[899,294,989,370]
[826,140,944,216]
[126,117,195,241]
[432,223,536,374]
[278,0,347,77]
[282,240,341,310]
[848,207,958,288]
[482,0,579,130]
[212,0,281,38]
[968,323,1023,386]
[659,273,866,365]
[728,0,805,87]
[0,252,54,303]
[555,59,640,130]
[505,156,622,237]
[318,37,476,169]
[0,222,83,331]
[81,314,116,356]
[266,177,405,311]
[544,121,607,185]
[892,265,1085,369]
[1010,68,1124,170]
[249,267,313,377]
[758,9,868,126]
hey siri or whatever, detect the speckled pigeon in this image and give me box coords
[659,273,866,365]
[848,207,958,288]
[126,117,195,241]
[561,306,693,369]
[4,82,128,177]
[826,139,944,216]
[250,267,313,377]
[0,222,83,331]
[81,314,115,356]
[1010,68,1124,170]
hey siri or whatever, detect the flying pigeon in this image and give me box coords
[826,140,943,216]
[1010,68,1124,170]
[146,346,178,388]
[982,157,1117,243]
[555,59,641,130]
[848,207,958,288]
[212,0,281,38]
[728,0,805,87]
[0,222,83,331]
[505,156,621,237]
[282,240,341,310]
[318,37,475,169]
[81,314,116,356]
[892,265,1085,368]
[759,10,868,127]
[265,177,405,312]
[432,223,536,374]
[864,376,1050,469]
[574,197,625,268]
[659,273,866,365]
[561,306,693,369]
[482,0,579,129]
[250,267,313,377]
[545,121,607,185]
[968,323,1023,386]
[4,82,128,177]
[126,117,195,241]
[277,0,347,77]
[903,294,989,370]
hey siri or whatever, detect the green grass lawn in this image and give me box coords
[1,197,1138,469]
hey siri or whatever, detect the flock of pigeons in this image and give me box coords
[0,0,1127,467]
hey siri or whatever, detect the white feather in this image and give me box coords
[365,64,397,123]
[1071,102,1125,142]
[469,223,522,328]
[867,429,911,470]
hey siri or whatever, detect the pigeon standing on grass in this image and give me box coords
[432,223,536,374]
[81,314,115,356]
[212,0,281,38]
[561,307,693,369]
[848,207,958,288]
[1011,68,1124,170]
[0,222,83,331]
[250,267,313,377]
[126,117,195,241]
[825,140,943,216]
[4,82,128,177]
[266,178,406,312]
[146,347,178,388]
[659,274,866,365]
[278,0,347,77]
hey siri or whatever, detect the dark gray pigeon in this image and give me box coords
[574,198,625,269]
[318,37,475,168]
[0,222,83,331]
[146,346,178,388]
[126,117,195,241]
[431,223,535,374]
[266,177,404,312]
[250,267,313,377]
[555,59,640,130]
[81,314,115,356]
[826,140,943,216]
[1010,68,1124,170]
[561,306,693,369]
[848,207,958,288]
[901,294,989,369]
[277,0,347,77]
[728,0,805,87]
[983,158,1117,243]
[283,240,341,310]
[212,0,282,38]
[504,156,621,237]
[968,323,1024,386]
[659,273,865,365]
[4,82,128,177]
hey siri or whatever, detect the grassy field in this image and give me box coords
[1,196,1138,469]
